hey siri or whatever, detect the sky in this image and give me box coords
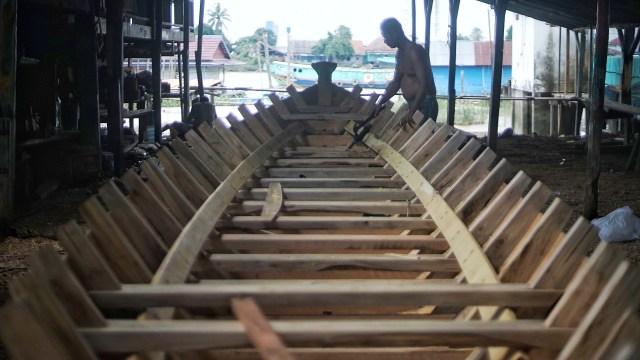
[195,0,514,48]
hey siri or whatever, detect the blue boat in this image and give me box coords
[270,61,512,95]
[269,61,393,89]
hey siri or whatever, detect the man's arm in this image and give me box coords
[376,62,403,109]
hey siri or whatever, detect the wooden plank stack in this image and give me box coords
[1,84,639,360]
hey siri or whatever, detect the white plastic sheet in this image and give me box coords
[591,206,640,243]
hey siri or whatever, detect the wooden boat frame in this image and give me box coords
[1,82,639,360]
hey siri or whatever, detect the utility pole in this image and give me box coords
[263,32,273,88]
[287,27,292,85]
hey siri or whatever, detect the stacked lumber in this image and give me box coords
[1,84,639,360]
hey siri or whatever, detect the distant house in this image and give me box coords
[289,40,323,63]
[348,40,366,66]
[364,37,395,66]
[185,35,237,85]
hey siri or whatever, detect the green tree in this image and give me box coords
[535,31,556,92]
[232,28,278,68]
[457,33,470,40]
[505,25,512,41]
[469,27,484,41]
[207,3,230,34]
[199,23,215,35]
[312,26,354,62]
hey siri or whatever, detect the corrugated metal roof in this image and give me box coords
[474,41,512,66]
[366,37,395,53]
[476,0,640,30]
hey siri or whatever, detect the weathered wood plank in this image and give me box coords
[260,182,283,220]
[170,137,221,191]
[468,171,532,246]
[141,160,196,225]
[209,254,460,273]
[482,181,552,269]
[236,188,416,201]
[244,178,404,189]
[90,282,561,309]
[219,216,436,231]
[231,297,295,360]
[56,221,120,291]
[218,233,446,252]
[238,104,273,143]
[157,146,209,207]
[197,122,244,168]
[499,198,573,283]
[121,170,183,245]
[79,197,153,283]
[81,319,571,352]
[227,200,423,215]
[98,181,167,271]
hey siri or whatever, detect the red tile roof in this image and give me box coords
[187,35,230,61]
[366,37,395,53]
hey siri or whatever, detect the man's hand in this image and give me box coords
[372,103,386,118]
[397,113,416,130]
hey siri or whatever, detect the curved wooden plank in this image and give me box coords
[152,122,304,285]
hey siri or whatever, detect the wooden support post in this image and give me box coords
[575,30,586,136]
[447,0,460,126]
[486,0,508,151]
[0,0,18,228]
[423,0,434,57]
[152,0,163,142]
[618,27,640,144]
[75,6,101,165]
[583,0,609,219]
[106,0,124,176]
[182,0,191,122]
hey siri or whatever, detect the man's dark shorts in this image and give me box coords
[411,95,438,126]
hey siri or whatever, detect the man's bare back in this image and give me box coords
[375,18,438,129]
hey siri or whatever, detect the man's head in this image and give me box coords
[380,18,404,48]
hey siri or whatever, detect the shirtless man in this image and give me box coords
[374,18,437,129]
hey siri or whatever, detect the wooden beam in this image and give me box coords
[259,182,283,221]
[227,200,424,215]
[236,188,416,201]
[217,233,446,252]
[209,254,460,273]
[90,281,561,309]
[80,319,571,352]
[219,216,436,231]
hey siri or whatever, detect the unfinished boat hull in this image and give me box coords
[1,82,639,360]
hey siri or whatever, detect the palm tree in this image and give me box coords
[207,3,230,34]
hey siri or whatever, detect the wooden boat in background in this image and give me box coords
[1,62,638,359]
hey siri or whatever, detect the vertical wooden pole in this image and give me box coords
[584,0,609,219]
[447,0,460,126]
[152,0,163,142]
[106,0,124,176]
[182,0,191,122]
[487,0,508,151]
[0,0,16,232]
[76,5,101,164]
[575,30,586,136]
[423,0,434,57]
[411,0,416,43]
[564,28,570,94]
[618,27,639,144]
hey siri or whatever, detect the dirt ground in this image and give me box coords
[0,133,639,357]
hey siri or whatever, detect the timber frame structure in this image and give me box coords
[1,79,639,359]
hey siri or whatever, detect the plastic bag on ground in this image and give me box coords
[591,206,640,243]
